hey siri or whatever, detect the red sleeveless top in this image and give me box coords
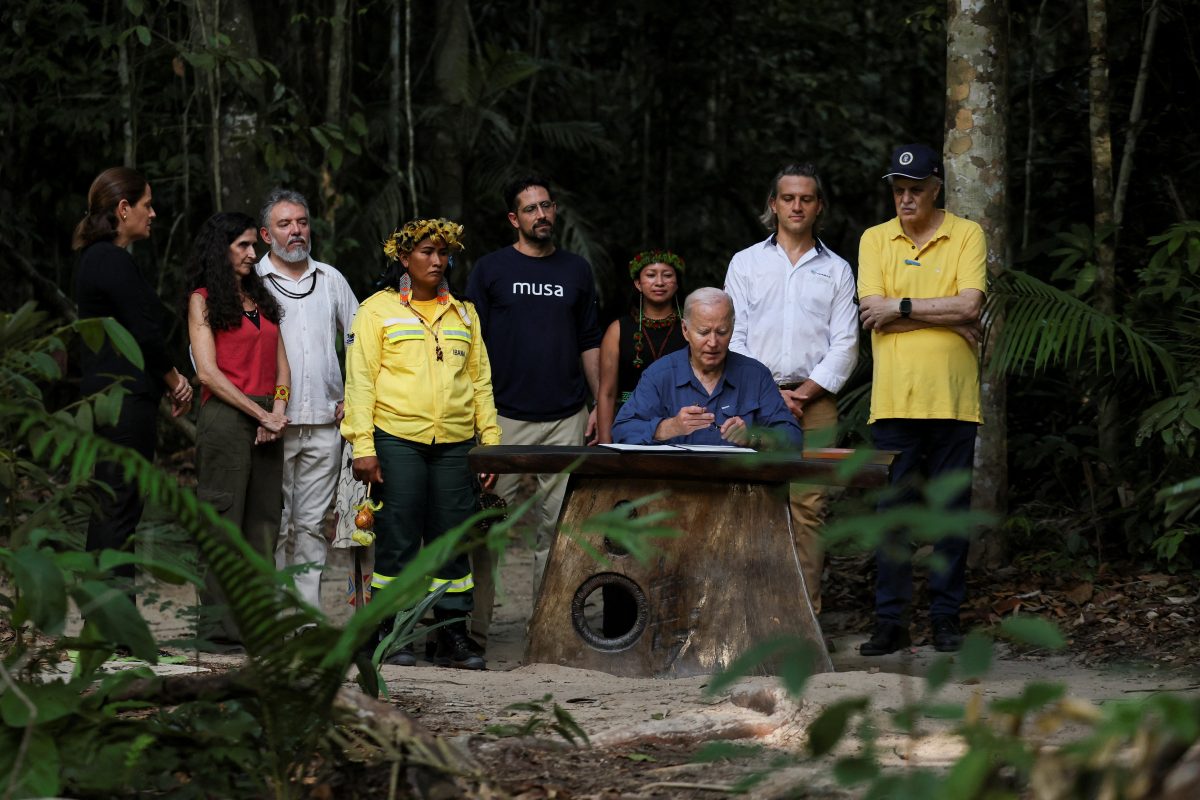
[193,287,280,403]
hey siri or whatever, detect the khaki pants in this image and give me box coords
[277,423,341,609]
[469,406,588,647]
[788,395,839,615]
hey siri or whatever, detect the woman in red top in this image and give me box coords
[186,211,291,649]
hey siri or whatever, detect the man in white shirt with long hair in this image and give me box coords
[724,163,859,614]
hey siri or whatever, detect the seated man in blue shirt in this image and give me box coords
[612,288,803,448]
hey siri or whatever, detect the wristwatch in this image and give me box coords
[899,298,912,318]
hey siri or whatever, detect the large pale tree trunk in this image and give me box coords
[945,0,1009,566]
[189,0,266,214]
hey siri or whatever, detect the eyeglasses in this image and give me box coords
[519,200,556,215]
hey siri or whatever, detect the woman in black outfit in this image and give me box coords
[74,166,193,587]
[595,249,687,445]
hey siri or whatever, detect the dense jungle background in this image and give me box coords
[4,2,1200,798]
[4,0,1199,568]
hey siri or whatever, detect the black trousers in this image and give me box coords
[86,392,159,584]
[870,418,978,623]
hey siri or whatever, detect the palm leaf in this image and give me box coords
[985,270,1176,390]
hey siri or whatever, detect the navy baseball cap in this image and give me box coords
[882,144,942,180]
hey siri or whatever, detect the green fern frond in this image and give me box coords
[986,270,1176,389]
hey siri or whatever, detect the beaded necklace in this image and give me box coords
[632,308,679,368]
[265,270,318,299]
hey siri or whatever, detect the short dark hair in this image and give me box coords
[503,175,554,212]
[760,163,827,230]
[72,166,149,250]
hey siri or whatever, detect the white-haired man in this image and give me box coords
[257,188,358,610]
[857,144,986,655]
[612,288,802,448]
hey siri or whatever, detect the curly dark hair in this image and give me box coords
[185,211,281,332]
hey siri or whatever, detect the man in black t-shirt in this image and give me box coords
[466,176,602,650]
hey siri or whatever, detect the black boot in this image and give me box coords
[370,617,417,667]
[434,618,485,670]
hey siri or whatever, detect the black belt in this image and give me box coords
[777,381,803,390]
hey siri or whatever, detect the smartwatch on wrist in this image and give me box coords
[899,298,912,318]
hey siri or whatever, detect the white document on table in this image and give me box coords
[600,443,758,453]
[599,443,683,451]
[673,444,757,453]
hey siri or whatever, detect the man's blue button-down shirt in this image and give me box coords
[611,348,803,447]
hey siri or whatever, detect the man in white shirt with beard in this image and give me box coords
[257,188,359,610]
[724,163,859,615]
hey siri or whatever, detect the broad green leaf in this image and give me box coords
[101,318,144,369]
[0,680,83,726]
[922,703,966,720]
[28,351,60,378]
[70,580,157,661]
[0,729,61,798]
[98,550,200,585]
[941,749,990,796]
[6,546,67,633]
[134,25,151,45]
[833,755,879,785]
[958,632,993,679]
[999,616,1066,650]
[183,51,216,70]
[691,741,763,763]
[925,654,953,693]
[990,682,1065,715]
[125,0,145,14]
[807,697,869,756]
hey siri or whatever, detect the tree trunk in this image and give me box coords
[323,0,350,229]
[118,21,134,168]
[430,0,469,221]
[945,0,1009,566]
[404,0,418,216]
[1113,0,1161,237]
[1085,0,1120,466]
[387,2,401,176]
[189,0,266,215]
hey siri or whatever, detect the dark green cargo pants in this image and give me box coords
[195,395,283,641]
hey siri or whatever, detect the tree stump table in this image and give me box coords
[468,445,893,679]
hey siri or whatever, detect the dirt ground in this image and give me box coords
[131,541,1200,799]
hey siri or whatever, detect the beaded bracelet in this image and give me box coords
[273,385,290,403]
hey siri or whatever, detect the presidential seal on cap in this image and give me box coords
[882,144,942,180]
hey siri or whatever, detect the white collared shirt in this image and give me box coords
[724,235,859,393]
[257,253,359,425]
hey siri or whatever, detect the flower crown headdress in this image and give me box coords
[383,218,466,262]
[628,249,685,279]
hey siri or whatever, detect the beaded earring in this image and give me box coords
[397,271,412,304]
[436,276,450,304]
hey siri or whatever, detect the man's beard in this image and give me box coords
[527,220,554,241]
[272,238,310,263]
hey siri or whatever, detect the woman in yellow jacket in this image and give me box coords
[342,218,501,669]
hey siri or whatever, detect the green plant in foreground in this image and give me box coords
[485,693,590,747]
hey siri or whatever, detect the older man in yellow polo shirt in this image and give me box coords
[856,143,987,656]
